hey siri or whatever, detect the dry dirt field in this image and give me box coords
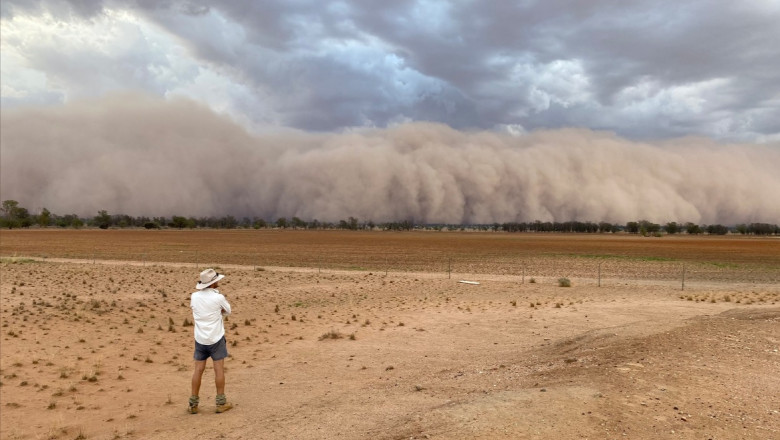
[1,230,779,439]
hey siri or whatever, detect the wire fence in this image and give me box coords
[14,245,779,291]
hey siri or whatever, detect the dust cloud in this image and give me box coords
[1,94,778,224]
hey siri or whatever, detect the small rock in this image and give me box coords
[540,388,547,392]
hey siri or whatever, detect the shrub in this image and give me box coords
[558,277,571,287]
[318,329,344,340]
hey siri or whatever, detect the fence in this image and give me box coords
[12,245,779,291]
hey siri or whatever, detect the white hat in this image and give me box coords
[196,268,225,289]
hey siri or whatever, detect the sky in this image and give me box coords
[1,0,779,224]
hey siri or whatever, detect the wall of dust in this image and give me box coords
[2,94,779,224]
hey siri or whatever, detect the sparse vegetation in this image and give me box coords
[319,329,344,340]
[1,228,778,440]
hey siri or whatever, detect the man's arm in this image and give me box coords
[220,296,231,316]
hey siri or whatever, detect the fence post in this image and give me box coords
[385,256,388,277]
[522,263,525,284]
[681,264,686,291]
[448,257,451,280]
[598,262,602,287]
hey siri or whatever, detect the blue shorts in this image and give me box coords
[193,336,228,361]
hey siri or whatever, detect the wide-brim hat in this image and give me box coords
[196,268,225,289]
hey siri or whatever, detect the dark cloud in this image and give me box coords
[2,0,779,140]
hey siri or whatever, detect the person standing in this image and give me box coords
[188,268,233,414]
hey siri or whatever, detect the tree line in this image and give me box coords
[1,200,778,235]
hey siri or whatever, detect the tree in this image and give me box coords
[1,200,20,228]
[638,220,660,236]
[170,216,188,229]
[706,224,728,235]
[685,222,702,235]
[253,218,267,229]
[276,217,288,229]
[37,208,52,227]
[664,222,679,234]
[598,222,614,233]
[219,216,238,229]
[307,219,321,229]
[626,222,639,234]
[291,217,306,229]
[94,210,112,229]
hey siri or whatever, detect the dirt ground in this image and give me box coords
[1,232,779,439]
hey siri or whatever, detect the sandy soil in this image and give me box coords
[1,232,779,439]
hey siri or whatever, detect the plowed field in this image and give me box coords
[1,230,778,439]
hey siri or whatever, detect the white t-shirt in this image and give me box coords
[190,288,231,345]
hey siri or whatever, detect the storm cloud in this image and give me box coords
[2,0,779,140]
[2,94,778,224]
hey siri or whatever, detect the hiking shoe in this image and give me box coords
[188,405,199,414]
[215,402,233,413]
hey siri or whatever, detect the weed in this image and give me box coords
[558,278,571,287]
[319,329,344,340]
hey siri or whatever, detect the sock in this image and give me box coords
[189,395,199,407]
[216,394,227,406]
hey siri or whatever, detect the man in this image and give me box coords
[188,268,233,414]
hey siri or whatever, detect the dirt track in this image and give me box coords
[1,231,779,439]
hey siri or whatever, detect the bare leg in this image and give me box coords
[191,360,207,397]
[213,359,225,395]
